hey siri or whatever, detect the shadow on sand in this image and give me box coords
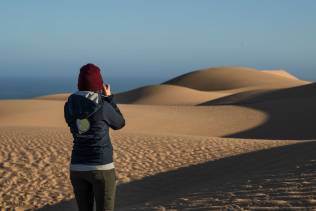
[38,141,316,210]
[200,83,316,140]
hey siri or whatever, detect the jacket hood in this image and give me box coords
[67,91,103,119]
[74,91,102,104]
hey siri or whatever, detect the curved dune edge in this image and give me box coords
[114,84,235,105]
[0,100,268,137]
[201,82,316,106]
[3,82,316,140]
[261,70,300,80]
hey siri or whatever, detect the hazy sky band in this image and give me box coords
[0,0,315,80]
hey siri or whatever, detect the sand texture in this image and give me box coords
[0,67,315,210]
[2,127,310,210]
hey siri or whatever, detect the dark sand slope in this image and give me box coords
[202,83,316,140]
[201,82,316,105]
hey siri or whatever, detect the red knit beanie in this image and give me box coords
[78,63,104,92]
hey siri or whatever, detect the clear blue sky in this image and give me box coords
[0,0,315,80]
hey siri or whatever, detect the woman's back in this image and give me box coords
[64,63,125,211]
[64,91,125,166]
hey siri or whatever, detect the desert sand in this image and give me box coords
[0,67,315,210]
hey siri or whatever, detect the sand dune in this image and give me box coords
[1,83,315,140]
[115,84,234,105]
[0,66,315,210]
[163,67,307,91]
[36,87,245,106]
[197,83,316,139]
[0,100,67,128]
[114,67,308,106]
[221,83,316,140]
[0,100,267,137]
[36,67,309,107]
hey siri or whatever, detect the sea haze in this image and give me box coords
[0,76,165,99]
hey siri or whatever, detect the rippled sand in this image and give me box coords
[2,127,314,210]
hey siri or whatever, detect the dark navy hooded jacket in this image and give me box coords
[64,91,125,165]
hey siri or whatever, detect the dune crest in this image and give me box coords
[262,70,299,80]
[163,67,307,91]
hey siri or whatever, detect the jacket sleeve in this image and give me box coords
[101,94,125,130]
[64,95,76,128]
[64,101,71,127]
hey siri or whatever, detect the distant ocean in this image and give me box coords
[0,76,165,99]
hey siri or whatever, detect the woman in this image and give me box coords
[64,63,125,211]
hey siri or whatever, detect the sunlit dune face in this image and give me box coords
[0,100,268,138]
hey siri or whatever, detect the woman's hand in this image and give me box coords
[102,84,111,96]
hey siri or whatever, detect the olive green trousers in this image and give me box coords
[70,169,116,211]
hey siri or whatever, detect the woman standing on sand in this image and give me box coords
[64,63,125,211]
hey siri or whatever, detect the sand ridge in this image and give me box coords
[262,70,300,80]
[163,67,307,91]
[115,67,309,106]
[114,84,233,105]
